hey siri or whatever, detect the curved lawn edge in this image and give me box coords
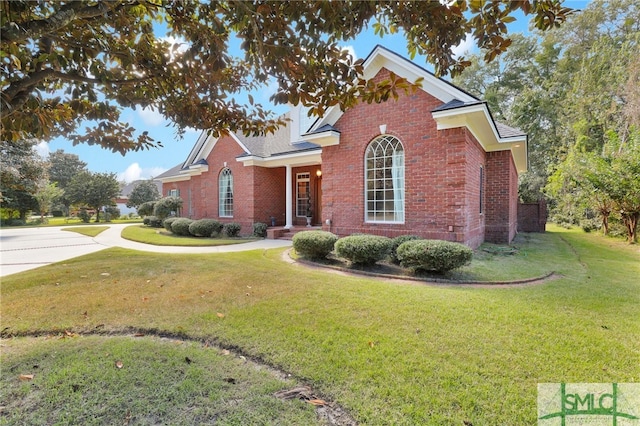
[2,328,358,426]
[120,224,258,247]
[285,249,559,287]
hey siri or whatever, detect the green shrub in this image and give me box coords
[389,235,422,264]
[580,218,600,233]
[253,222,267,238]
[78,209,91,223]
[104,206,120,221]
[223,222,242,237]
[153,196,183,220]
[143,215,163,228]
[188,219,223,237]
[334,234,392,265]
[171,218,194,236]
[292,231,338,260]
[163,217,178,232]
[137,201,156,217]
[51,210,64,217]
[397,239,473,273]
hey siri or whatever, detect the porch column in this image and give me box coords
[285,164,293,229]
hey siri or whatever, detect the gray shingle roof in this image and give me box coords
[495,122,525,138]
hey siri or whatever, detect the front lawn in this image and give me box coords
[2,226,639,425]
[121,224,259,246]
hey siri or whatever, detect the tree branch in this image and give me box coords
[2,68,158,118]
[1,1,125,44]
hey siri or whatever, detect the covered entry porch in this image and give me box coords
[238,149,323,230]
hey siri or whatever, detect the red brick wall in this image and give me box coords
[320,68,492,248]
[484,150,518,243]
[252,166,286,226]
[162,135,266,235]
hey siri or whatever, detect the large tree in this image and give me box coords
[48,149,87,215]
[66,170,120,222]
[0,138,49,219]
[1,1,573,154]
[126,179,161,209]
[33,179,63,222]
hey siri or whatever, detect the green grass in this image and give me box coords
[1,336,316,425]
[2,226,639,425]
[61,226,109,237]
[121,224,259,246]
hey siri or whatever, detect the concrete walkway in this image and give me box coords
[0,224,292,277]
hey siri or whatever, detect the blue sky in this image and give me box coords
[38,1,588,183]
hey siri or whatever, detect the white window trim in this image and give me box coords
[296,172,310,217]
[219,168,233,218]
[364,135,405,224]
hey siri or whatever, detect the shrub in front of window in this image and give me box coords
[223,222,242,237]
[163,217,178,232]
[143,215,163,228]
[153,196,183,220]
[252,222,267,238]
[389,235,422,264]
[334,234,392,265]
[396,239,473,273]
[171,218,194,236]
[189,219,223,237]
[292,230,338,260]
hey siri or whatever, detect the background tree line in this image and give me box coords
[452,0,639,242]
[0,144,161,224]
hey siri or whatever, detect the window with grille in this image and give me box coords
[296,173,311,217]
[218,168,233,217]
[365,135,404,223]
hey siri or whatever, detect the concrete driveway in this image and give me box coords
[0,224,291,278]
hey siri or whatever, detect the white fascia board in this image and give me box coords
[182,130,209,169]
[300,130,340,147]
[432,105,528,172]
[309,46,478,132]
[237,150,322,168]
[229,133,252,155]
[156,174,191,183]
[183,164,209,176]
[362,47,477,104]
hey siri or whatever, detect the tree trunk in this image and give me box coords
[601,212,609,235]
[622,212,639,244]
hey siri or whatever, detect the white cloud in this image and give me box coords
[452,33,475,58]
[34,140,50,158]
[118,163,167,183]
[138,106,165,126]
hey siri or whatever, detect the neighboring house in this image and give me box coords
[116,179,162,215]
[156,46,527,248]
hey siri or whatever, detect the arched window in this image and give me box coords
[365,135,404,223]
[218,168,233,217]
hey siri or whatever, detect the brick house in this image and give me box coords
[156,46,527,248]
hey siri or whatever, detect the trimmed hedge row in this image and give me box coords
[291,231,474,272]
[147,217,246,238]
